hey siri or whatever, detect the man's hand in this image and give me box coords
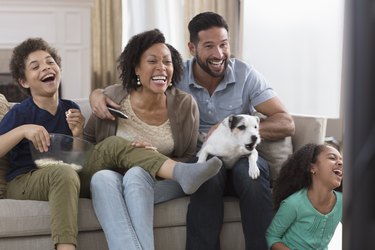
[90,89,121,120]
[66,109,85,138]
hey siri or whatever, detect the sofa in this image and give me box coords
[0,98,327,250]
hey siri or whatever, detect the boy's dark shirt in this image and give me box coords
[0,96,79,182]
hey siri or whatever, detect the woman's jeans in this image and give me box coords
[91,167,185,250]
[80,136,168,198]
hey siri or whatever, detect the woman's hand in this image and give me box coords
[66,109,85,138]
[131,140,158,151]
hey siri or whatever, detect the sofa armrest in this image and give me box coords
[72,98,91,126]
[291,114,327,152]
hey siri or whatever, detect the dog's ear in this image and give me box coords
[254,116,260,125]
[228,115,234,129]
[228,115,242,130]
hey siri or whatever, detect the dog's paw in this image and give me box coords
[196,152,207,163]
[248,161,260,179]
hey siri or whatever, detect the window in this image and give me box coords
[242,0,344,118]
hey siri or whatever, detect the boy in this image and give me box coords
[0,38,221,250]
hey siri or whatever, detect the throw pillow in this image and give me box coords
[0,93,10,121]
[0,93,11,198]
[253,112,293,185]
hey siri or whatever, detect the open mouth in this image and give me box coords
[41,73,56,83]
[245,142,256,151]
[151,75,167,84]
[333,169,343,177]
[208,59,224,67]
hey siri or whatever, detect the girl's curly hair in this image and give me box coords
[117,29,183,92]
[272,143,326,212]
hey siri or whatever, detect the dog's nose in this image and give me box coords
[251,135,258,142]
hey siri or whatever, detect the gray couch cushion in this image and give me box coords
[0,198,101,237]
[257,137,293,183]
[154,196,241,228]
[292,114,327,151]
[253,112,293,183]
[0,196,241,238]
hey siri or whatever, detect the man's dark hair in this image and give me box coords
[188,12,229,44]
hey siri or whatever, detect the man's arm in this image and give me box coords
[255,97,295,141]
[89,88,121,120]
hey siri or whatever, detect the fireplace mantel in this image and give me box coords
[0,0,95,99]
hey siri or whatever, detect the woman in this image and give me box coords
[86,29,205,250]
[266,143,343,249]
[1,37,219,250]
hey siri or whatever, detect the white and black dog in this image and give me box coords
[197,114,261,179]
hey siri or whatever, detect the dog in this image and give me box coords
[197,114,261,179]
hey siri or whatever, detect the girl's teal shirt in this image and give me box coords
[266,188,342,250]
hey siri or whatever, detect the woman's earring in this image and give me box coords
[169,82,173,87]
[136,75,141,86]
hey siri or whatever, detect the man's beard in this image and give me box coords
[195,54,228,78]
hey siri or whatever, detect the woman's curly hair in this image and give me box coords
[165,43,183,84]
[272,143,326,212]
[9,38,61,95]
[117,29,183,92]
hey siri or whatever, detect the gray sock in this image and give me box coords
[172,157,222,195]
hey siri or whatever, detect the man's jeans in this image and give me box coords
[186,156,272,250]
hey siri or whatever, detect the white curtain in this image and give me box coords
[122,0,185,57]
[92,0,122,89]
[242,0,344,118]
[122,0,241,60]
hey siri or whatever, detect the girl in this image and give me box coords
[266,143,343,250]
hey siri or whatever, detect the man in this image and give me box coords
[180,12,294,250]
[90,12,294,250]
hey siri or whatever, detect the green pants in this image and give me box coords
[7,165,80,247]
[6,136,169,247]
[79,135,169,198]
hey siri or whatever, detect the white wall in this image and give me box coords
[242,0,344,118]
[0,0,94,99]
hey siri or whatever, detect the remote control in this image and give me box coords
[107,107,128,119]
